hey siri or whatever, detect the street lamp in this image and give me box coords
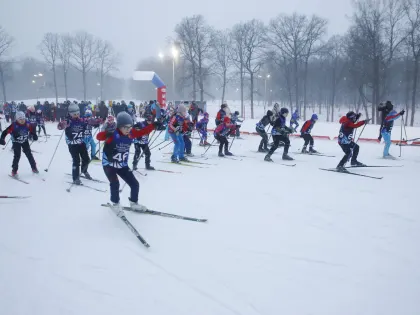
[158,52,164,59]
[263,75,271,113]
[171,46,178,100]
[38,73,43,77]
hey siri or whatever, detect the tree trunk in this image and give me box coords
[192,64,197,101]
[250,72,254,119]
[53,63,58,105]
[82,68,87,101]
[100,71,104,101]
[293,56,299,114]
[404,59,411,121]
[63,70,68,100]
[240,64,244,116]
[0,66,7,103]
[303,59,309,120]
[221,69,226,104]
[331,68,337,123]
[410,57,419,127]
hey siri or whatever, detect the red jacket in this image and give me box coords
[97,124,155,144]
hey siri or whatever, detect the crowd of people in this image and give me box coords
[0,98,405,214]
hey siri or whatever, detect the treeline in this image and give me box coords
[0,28,123,103]
[132,0,420,125]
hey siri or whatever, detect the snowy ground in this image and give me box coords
[0,118,420,315]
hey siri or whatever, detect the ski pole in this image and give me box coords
[229,134,236,151]
[2,138,11,150]
[158,140,174,150]
[149,139,167,151]
[44,130,65,172]
[399,116,404,157]
[202,138,216,156]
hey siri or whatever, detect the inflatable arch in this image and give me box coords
[132,71,166,107]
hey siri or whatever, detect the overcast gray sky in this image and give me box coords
[1,0,353,78]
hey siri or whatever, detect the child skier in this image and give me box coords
[0,111,39,176]
[183,115,194,156]
[290,109,300,132]
[132,115,155,171]
[300,113,318,154]
[380,108,405,159]
[336,111,371,171]
[27,106,37,141]
[230,111,244,137]
[256,110,274,152]
[83,109,101,161]
[96,111,159,216]
[57,104,100,184]
[36,109,47,136]
[215,104,230,126]
[264,108,294,161]
[168,104,188,163]
[196,112,210,146]
[214,116,236,157]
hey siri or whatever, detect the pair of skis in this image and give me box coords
[320,165,403,180]
[101,203,207,248]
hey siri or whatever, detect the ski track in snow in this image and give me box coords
[0,117,420,315]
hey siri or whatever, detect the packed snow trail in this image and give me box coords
[0,121,420,315]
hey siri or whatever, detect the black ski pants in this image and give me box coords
[268,135,290,155]
[215,135,228,153]
[133,143,151,167]
[256,127,268,150]
[302,134,314,147]
[12,141,36,172]
[338,142,359,166]
[103,166,139,204]
[68,144,90,181]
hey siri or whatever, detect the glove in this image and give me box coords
[32,134,38,141]
[153,120,163,129]
[399,110,405,116]
[0,138,5,145]
[356,113,362,120]
[364,118,372,124]
[378,135,382,141]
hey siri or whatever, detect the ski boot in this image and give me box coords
[83,171,92,180]
[301,147,308,154]
[224,151,233,156]
[186,152,194,157]
[11,170,18,177]
[383,154,396,160]
[32,168,39,174]
[132,163,138,171]
[258,147,265,153]
[171,155,179,163]
[145,164,155,170]
[309,147,318,154]
[73,178,82,185]
[282,153,294,161]
[91,156,100,161]
[218,151,224,157]
[199,141,204,146]
[179,157,189,162]
[129,199,148,211]
[110,203,124,217]
[351,160,366,167]
[264,154,273,162]
[204,141,211,146]
[336,165,348,172]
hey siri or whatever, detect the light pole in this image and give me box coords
[171,46,178,101]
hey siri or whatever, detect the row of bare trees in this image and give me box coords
[171,0,420,125]
[0,28,120,104]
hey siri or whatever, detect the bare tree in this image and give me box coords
[71,31,98,101]
[325,35,347,121]
[39,32,59,104]
[229,23,248,115]
[301,16,328,119]
[175,15,212,103]
[404,0,420,126]
[242,19,266,118]
[267,13,311,114]
[96,40,120,100]
[210,30,232,104]
[58,34,72,100]
[0,26,14,103]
